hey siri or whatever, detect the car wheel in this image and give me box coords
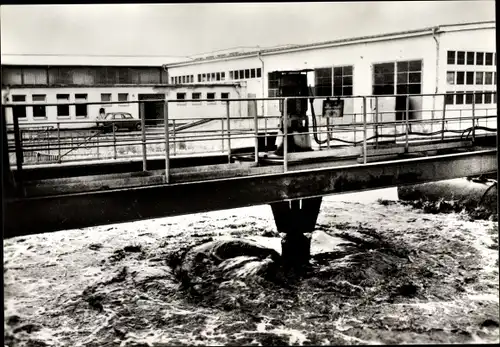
[136,123,142,131]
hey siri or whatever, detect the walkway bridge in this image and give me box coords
[2,94,497,246]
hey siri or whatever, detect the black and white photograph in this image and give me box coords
[1,1,498,346]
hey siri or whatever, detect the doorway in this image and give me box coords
[138,94,165,126]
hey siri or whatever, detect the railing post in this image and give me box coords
[405,95,410,152]
[354,114,357,147]
[283,97,288,173]
[221,118,225,153]
[254,104,259,164]
[472,92,476,143]
[326,117,330,149]
[362,96,367,164]
[112,121,117,160]
[374,97,379,149]
[226,100,231,163]
[441,94,446,141]
[57,122,61,162]
[164,100,170,183]
[140,102,147,171]
[12,113,24,194]
[264,116,268,149]
[96,133,99,159]
[172,119,176,156]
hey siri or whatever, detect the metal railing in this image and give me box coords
[2,92,497,185]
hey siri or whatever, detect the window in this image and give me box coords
[446,71,455,84]
[445,92,454,105]
[12,95,27,119]
[171,77,175,84]
[118,93,129,102]
[475,72,484,85]
[447,51,455,64]
[465,92,473,104]
[466,52,475,65]
[192,92,201,104]
[176,93,186,100]
[239,70,244,79]
[457,51,465,65]
[333,65,353,96]
[257,68,262,78]
[476,52,484,65]
[456,71,465,85]
[221,72,225,81]
[268,71,280,97]
[245,69,250,79]
[32,95,47,118]
[251,69,256,78]
[101,93,112,102]
[315,68,332,96]
[397,60,422,94]
[221,92,229,99]
[197,74,201,82]
[485,72,493,84]
[466,71,474,85]
[75,93,88,117]
[229,71,234,80]
[207,92,216,103]
[455,91,464,105]
[484,92,492,104]
[211,73,216,81]
[474,92,483,104]
[373,62,395,95]
[485,52,493,65]
[56,94,70,117]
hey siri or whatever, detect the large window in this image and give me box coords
[466,71,474,85]
[192,92,201,104]
[75,94,88,117]
[268,71,281,97]
[485,53,493,65]
[32,95,47,118]
[457,51,465,65]
[446,71,455,84]
[101,93,112,102]
[333,66,353,96]
[447,51,456,65]
[373,60,422,95]
[466,52,475,65]
[56,94,70,117]
[314,68,332,97]
[207,92,216,104]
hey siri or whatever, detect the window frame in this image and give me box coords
[75,93,88,117]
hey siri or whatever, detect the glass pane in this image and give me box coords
[333,67,342,76]
[397,72,408,84]
[256,68,261,78]
[457,51,465,65]
[408,60,422,72]
[476,52,484,65]
[343,66,353,75]
[333,76,342,86]
[383,73,394,84]
[251,69,256,78]
[485,53,493,65]
[408,84,421,94]
[456,72,465,84]
[465,92,473,104]
[397,61,409,72]
[374,63,394,74]
[343,86,353,96]
[475,72,484,84]
[397,85,408,95]
[445,93,454,105]
[455,92,464,105]
[466,72,474,85]
[409,72,421,83]
[475,92,483,104]
[466,52,475,65]
[446,71,455,84]
[485,72,493,84]
[447,51,455,64]
[484,92,492,104]
[343,76,352,85]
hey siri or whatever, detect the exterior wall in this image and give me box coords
[437,27,497,131]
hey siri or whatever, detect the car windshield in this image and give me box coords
[123,114,133,119]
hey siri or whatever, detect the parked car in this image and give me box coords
[97,113,142,132]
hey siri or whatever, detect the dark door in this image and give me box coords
[138,94,165,125]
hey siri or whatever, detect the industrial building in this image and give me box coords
[1,20,496,131]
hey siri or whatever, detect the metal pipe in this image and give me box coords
[264,116,268,149]
[472,92,476,143]
[140,102,147,171]
[164,100,170,183]
[57,122,61,162]
[226,100,231,163]
[326,117,330,149]
[374,97,379,149]
[405,96,410,152]
[257,51,265,118]
[172,119,176,156]
[221,119,224,153]
[441,95,446,141]
[254,106,259,164]
[283,97,288,173]
[362,97,367,164]
[112,121,117,160]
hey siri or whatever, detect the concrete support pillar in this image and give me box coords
[270,197,322,272]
